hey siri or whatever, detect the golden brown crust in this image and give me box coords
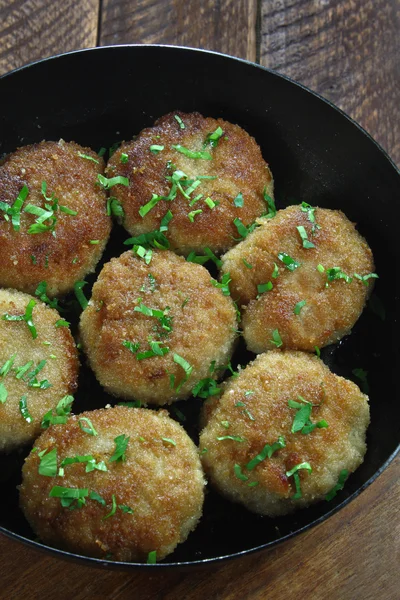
[221,206,375,352]
[0,140,111,297]
[106,111,274,254]
[199,350,370,516]
[79,250,237,405]
[0,288,79,452]
[20,406,205,562]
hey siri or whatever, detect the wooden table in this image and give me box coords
[0,1,399,598]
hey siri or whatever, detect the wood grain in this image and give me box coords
[0,454,398,599]
[0,0,99,76]
[260,0,400,165]
[99,0,258,61]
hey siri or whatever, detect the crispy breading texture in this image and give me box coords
[199,350,370,516]
[20,406,205,562]
[0,140,111,297]
[79,250,237,405]
[106,111,274,254]
[221,205,375,352]
[0,288,78,452]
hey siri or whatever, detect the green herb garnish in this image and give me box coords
[246,436,286,470]
[41,395,73,428]
[172,144,212,160]
[149,145,164,154]
[97,174,129,189]
[74,281,88,310]
[270,329,283,347]
[109,434,130,462]
[297,225,315,249]
[19,395,33,422]
[326,469,349,501]
[77,151,99,164]
[78,417,98,436]
[277,252,300,271]
[38,448,58,477]
[233,192,244,207]
[263,188,276,218]
[2,299,37,339]
[294,300,306,315]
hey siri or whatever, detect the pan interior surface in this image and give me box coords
[0,45,399,569]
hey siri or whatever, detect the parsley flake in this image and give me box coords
[326,469,349,501]
[2,299,37,339]
[109,434,130,462]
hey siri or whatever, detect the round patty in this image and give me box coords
[199,350,370,516]
[79,249,237,405]
[106,111,274,254]
[0,139,111,297]
[20,406,205,562]
[0,288,78,452]
[220,205,375,352]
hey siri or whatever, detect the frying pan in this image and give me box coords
[0,45,399,569]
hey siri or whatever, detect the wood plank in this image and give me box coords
[99,0,257,62]
[0,455,398,599]
[260,0,400,165]
[0,0,99,76]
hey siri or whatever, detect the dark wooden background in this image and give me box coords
[0,1,399,598]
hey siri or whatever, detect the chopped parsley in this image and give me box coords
[35,281,59,309]
[270,329,283,347]
[326,267,352,284]
[0,184,29,231]
[257,281,273,296]
[161,437,176,446]
[217,435,245,443]
[74,281,89,310]
[263,188,276,218]
[234,464,249,481]
[211,272,231,296]
[147,550,157,564]
[106,196,125,218]
[188,209,203,222]
[233,192,244,207]
[293,300,306,315]
[120,152,129,163]
[233,217,257,240]
[172,353,193,391]
[122,340,141,354]
[41,395,73,428]
[2,298,37,339]
[49,486,88,509]
[246,436,286,470]
[0,354,16,377]
[174,115,185,129]
[102,494,117,520]
[171,144,212,160]
[97,174,129,189]
[109,434,130,462]
[326,469,349,501]
[192,377,221,398]
[78,417,98,436]
[286,462,312,499]
[353,272,379,286]
[300,202,320,232]
[38,448,58,477]
[288,396,328,434]
[242,258,253,269]
[204,126,224,148]
[149,145,164,154]
[297,225,315,249]
[0,383,7,404]
[277,252,300,271]
[19,395,33,423]
[77,151,99,164]
[55,319,70,328]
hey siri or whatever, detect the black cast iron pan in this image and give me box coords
[0,45,399,570]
